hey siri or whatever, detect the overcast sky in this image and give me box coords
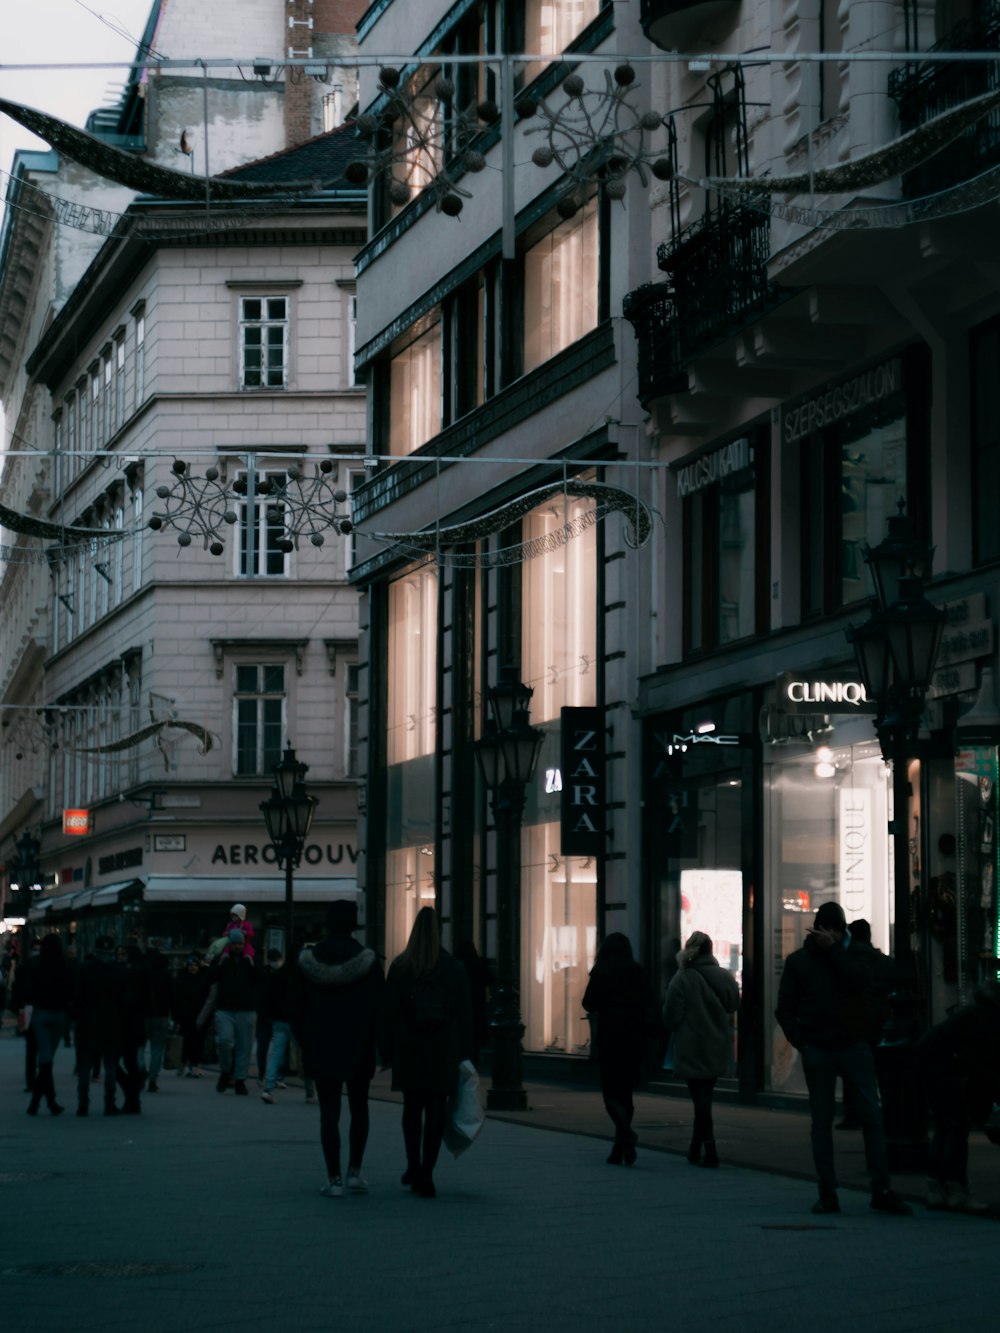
[1,0,154,197]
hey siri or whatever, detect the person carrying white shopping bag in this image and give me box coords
[444,1059,484,1157]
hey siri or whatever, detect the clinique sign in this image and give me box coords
[778,672,875,714]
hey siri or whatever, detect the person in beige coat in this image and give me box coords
[663,931,740,1167]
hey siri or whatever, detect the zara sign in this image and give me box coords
[560,707,606,857]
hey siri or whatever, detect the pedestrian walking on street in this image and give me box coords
[116,945,150,1114]
[776,900,912,1217]
[12,939,41,1094]
[836,919,893,1130]
[256,948,284,1088]
[662,931,740,1168]
[172,954,208,1077]
[583,932,652,1166]
[144,947,172,1092]
[380,907,473,1199]
[201,929,259,1094]
[917,979,1000,1213]
[296,899,384,1197]
[258,949,297,1101]
[25,934,73,1117]
[73,935,124,1116]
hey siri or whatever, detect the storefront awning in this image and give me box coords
[27,879,141,921]
[140,875,359,904]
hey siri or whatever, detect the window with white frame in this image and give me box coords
[345,662,359,777]
[53,410,63,496]
[65,390,76,485]
[523,195,599,375]
[523,0,601,84]
[115,333,125,427]
[113,502,124,606]
[136,305,148,405]
[90,363,101,451]
[236,467,289,577]
[239,296,289,389]
[389,317,442,456]
[233,663,286,776]
[77,377,88,470]
[347,291,359,387]
[103,348,113,439]
[132,486,144,593]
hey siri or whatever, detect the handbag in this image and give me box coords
[17,1004,33,1034]
[443,1059,484,1158]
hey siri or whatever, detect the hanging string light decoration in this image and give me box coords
[345,65,501,217]
[368,480,653,568]
[2,706,216,763]
[147,458,354,555]
[521,64,672,212]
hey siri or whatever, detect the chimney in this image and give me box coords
[285,0,316,148]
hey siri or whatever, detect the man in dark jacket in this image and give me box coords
[74,936,124,1116]
[776,900,911,1217]
[204,929,259,1094]
[297,899,384,1196]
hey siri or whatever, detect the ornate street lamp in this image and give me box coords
[260,745,318,953]
[847,504,944,1171]
[474,669,545,1111]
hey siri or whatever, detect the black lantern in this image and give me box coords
[848,613,894,718]
[862,501,935,613]
[883,577,945,701]
[474,671,545,1111]
[14,830,41,891]
[260,745,318,952]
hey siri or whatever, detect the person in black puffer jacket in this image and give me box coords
[297,899,384,1197]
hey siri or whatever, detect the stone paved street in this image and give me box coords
[2,1029,999,1333]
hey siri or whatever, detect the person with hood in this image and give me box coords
[917,980,1000,1212]
[172,954,209,1077]
[24,934,73,1117]
[582,932,653,1166]
[223,904,256,959]
[73,936,124,1115]
[662,931,740,1167]
[776,900,912,1217]
[380,907,473,1199]
[296,899,384,1196]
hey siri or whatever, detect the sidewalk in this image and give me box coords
[370,1066,1000,1211]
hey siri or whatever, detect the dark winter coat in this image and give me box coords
[73,956,124,1057]
[380,950,473,1095]
[171,968,209,1024]
[582,959,652,1084]
[258,963,300,1025]
[662,954,740,1080]
[917,983,1000,1123]
[775,934,884,1052]
[24,953,74,1014]
[145,952,172,1019]
[117,955,151,1045]
[297,937,384,1082]
[210,954,259,1013]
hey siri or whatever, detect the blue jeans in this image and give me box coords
[802,1042,890,1195]
[215,1010,256,1082]
[145,1017,170,1082]
[265,1022,314,1094]
[33,1008,66,1067]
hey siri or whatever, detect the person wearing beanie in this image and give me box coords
[201,929,260,1094]
[776,901,911,1217]
[296,898,384,1197]
[222,904,256,959]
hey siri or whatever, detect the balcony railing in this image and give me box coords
[888,0,1000,197]
[623,201,780,405]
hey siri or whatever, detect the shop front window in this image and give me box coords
[955,744,1000,997]
[764,728,892,1094]
[518,495,597,1053]
[385,567,439,955]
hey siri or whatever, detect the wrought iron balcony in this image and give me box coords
[640,0,740,54]
[888,0,1000,198]
[623,201,780,406]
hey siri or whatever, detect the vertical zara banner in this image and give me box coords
[560,706,606,857]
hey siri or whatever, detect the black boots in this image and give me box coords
[701,1140,720,1168]
[688,1137,719,1167]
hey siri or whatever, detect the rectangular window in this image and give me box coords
[387,566,438,765]
[234,664,286,776]
[91,365,101,450]
[103,349,113,438]
[345,662,359,777]
[132,487,143,593]
[135,310,145,407]
[53,411,63,496]
[522,0,600,84]
[114,336,125,432]
[237,468,289,576]
[66,392,77,485]
[77,377,89,468]
[347,292,359,386]
[113,504,124,606]
[390,69,443,212]
[683,438,764,653]
[240,296,289,388]
[523,196,599,375]
[389,319,442,456]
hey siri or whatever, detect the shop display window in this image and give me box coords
[385,844,437,968]
[955,744,1000,997]
[764,733,892,1094]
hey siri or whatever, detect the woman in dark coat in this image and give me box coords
[171,954,209,1077]
[582,933,652,1165]
[663,930,740,1168]
[26,934,74,1116]
[297,899,384,1197]
[380,907,473,1198]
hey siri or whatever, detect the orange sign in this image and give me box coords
[63,809,90,836]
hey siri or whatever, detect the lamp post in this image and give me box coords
[847,503,944,1170]
[473,669,545,1111]
[260,745,318,955]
